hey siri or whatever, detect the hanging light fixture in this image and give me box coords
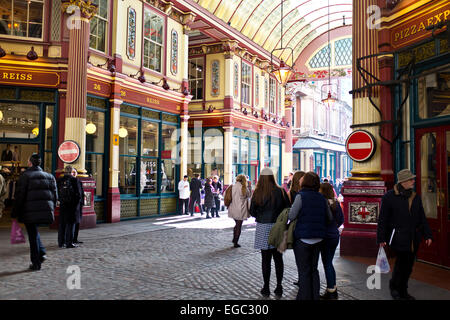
[270,0,294,87]
[45,117,52,129]
[86,122,97,134]
[321,0,337,107]
[118,127,128,138]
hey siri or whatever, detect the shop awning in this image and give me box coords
[293,137,346,153]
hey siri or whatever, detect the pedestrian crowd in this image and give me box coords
[5,155,433,301]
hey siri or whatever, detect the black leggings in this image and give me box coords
[261,248,284,287]
[232,220,243,244]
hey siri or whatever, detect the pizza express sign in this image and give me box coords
[391,4,450,48]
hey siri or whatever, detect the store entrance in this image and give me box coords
[0,143,39,226]
[415,126,450,267]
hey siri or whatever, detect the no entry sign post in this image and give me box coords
[345,130,376,162]
[58,140,80,164]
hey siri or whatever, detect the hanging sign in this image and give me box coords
[345,130,376,162]
[58,140,80,164]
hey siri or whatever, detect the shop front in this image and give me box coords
[0,68,59,225]
[118,103,180,219]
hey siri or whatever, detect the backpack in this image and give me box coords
[224,185,233,207]
[58,177,75,205]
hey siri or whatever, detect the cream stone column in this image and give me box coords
[62,0,98,174]
[179,115,189,178]
[223,127,233,186]
[259,129,266,171]
[109,99,121,189]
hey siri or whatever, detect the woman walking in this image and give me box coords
[250,168,290,298]
[319,182,344,299]
[289,171,330,300]
[204,178,215,219]
[288,171,305,205]
[227,175,251,247]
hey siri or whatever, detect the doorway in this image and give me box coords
[0,143,39,226]
[415,126,450,267]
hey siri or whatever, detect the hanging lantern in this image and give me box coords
[322,91,337,107]
[118,127,128,138]
[0,110,3,121]
[86,122,97,134]
[271,60,294,87]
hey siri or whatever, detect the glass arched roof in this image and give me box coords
[193,0,352,65]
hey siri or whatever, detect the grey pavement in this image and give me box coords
[0,212,449,300]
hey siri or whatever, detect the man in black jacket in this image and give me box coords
[57,166,82,249]
[189,173,203,216]
[12,154,57,271]
[377,169,433,300]
[211,175,222,218]
[72,168,85,245]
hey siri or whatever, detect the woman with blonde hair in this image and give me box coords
[227,174,251,248]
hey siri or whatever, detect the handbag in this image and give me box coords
[10,219,26,244]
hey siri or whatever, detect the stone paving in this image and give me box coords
[1,213,449,300]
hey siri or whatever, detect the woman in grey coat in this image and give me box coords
[227,175,251,248]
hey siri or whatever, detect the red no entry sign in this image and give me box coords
[58,140,80,164]
[345,130,376,162]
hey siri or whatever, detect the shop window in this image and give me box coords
[142,120,158,157]
[264,78,269,113]
[143,9,164,73]
[418,67,450,120]
[141,159,157,194]
[86,107,106,197]
[188,58,204,100]
[232,136,239,164]
[0,0,44,39]
[90,0,108,52]
[161,124,177,193]
[119,116,138,195]
[0,103,40,139]
[269,78,276,114]
[204,128,224,179]
[241,62,251,105]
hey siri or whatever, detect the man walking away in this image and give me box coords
[12,154,57,271]
[57,166,82,249]
[178,175,190,215]
[377,169,433,300]
[189,173,203,216]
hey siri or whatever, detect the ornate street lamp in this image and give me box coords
[270,0,294,87]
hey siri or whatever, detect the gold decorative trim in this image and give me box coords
[62,0,98,20]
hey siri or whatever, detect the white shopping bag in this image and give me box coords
[376,246,390,273]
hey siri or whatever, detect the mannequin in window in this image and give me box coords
[1,144,13,161]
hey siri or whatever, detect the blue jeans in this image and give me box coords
[320,237,339,289]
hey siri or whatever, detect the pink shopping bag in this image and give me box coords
[10,220,26,244]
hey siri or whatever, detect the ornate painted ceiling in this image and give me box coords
[192,0,353,65]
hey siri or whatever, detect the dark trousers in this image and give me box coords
[179,198,189,214]
[24,223,46,267]
[58,216,75,246]
[73,223,80,242]
[189,194,202,215]
[232,220,243,244]
[294,239,322,300]
[391,250,416,295]
[261,248,284,288]
[213,196,220,216]
[320,237,340,289]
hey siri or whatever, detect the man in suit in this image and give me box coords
[189,173,203,216]
[72,168,85,245]
[1,144,13,161]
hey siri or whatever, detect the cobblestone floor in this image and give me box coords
[1,213,449,301]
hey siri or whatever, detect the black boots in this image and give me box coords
[260,285,270,297]
[274,284,283,297]
[320,287,338,300]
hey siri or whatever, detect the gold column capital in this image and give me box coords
[62,0,98,20]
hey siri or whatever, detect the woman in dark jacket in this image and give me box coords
[250,168,290,298]
[203,178,215,219]
[319,182,344,300]
[288,171,330,300]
